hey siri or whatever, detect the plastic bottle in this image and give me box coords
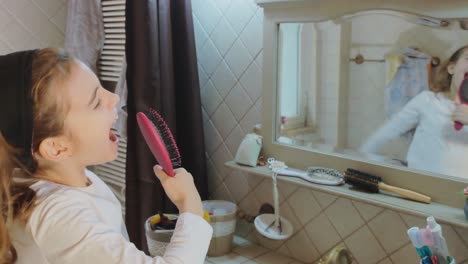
[426,216,450,264]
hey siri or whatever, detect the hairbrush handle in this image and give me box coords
[378,182,431,204]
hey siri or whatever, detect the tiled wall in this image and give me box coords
[193,0,468,263]
[0,0,67,55]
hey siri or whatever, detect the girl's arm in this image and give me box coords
[31,198,212,264]
[359,92,426,154]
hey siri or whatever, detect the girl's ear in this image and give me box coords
[447,63,455,75]
[37,136,72,161]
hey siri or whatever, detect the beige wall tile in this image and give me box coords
[345,226,386,264]
[325,198,364,238]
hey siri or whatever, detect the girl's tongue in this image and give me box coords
[109,130,117,142]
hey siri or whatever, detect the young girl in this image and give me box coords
[359,45,468,179]
[0,48,212,263]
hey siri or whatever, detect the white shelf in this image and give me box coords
[225,160,468,229]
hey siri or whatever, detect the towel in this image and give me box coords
[384,48,431,118]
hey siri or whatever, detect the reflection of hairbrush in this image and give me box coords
[454,73,468,131]
[136,108,181,177]
[344,169,431,204]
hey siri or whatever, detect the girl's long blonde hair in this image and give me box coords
[0,48,74,264]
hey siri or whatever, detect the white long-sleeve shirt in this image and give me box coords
[9,169,213,264]
[360,91,468,179]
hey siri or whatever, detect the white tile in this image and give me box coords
[225,125,245,156]
[2,0,30,17]
[201,80,222,116]
[234,217,253,238]
[213,182,235,203]
[202,106,209,125]
[255,50,263,68]
[304,213,342,255]
[441,223,468,262]
[193,16,209,55]
[232,240,268,260]
[206,252,249,263]
[277,182,298,200]
[198,62,209,88]
[454,226,468,247]
[224,170,250,203]
[254,98,262,113]
[49,3,67,33]
[203,119,223,155]
[0,5,14,30]
[245,0,259,13]
[211,143,234,180]
[287,188,321,226]
[344,226,387,264]
[232,235,251,247]
[211,60,237,99]
[253,251,296,264]
[311,191,337,209]
[199,39,223,77]
[240,14,262,58]
[255,8,263,23]
[389,243,420,264]
[277,243,292,258]
[1,20,33,51]
[285,230,320,263]
[252,179,275,206]
[211,103,237,139]
[207,158,223,196]
[238,191,261,217]
[254,230,286,251]
[325,198,364,238]
[240,105,261,133]
[279,201,303,236]
[225,83,253,122]
[225,39,253,79]
[224,0,255,35]
[212,0,233,14]
[0,39,12,54]
[211,17,237,56]
[31,0,63,19]
[353,200,384,222]
[192,0,222,35]
[240,61,262,102]
[368,210,409,254]
[399,213,425,228]
[245,172,263,191]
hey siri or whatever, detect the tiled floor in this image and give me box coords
[205,236,304,264]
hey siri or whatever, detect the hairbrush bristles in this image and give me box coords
[146,108,182,169]
[346,168,382,182]
[344,170,379,193]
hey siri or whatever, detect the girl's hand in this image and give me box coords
[452,103,468,125]
[153,165,203,217]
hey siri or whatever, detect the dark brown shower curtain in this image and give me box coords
[125,0,208,251]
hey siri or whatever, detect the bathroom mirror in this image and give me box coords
[275,10,468,180]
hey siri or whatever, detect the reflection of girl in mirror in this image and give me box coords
[360,45,468,179]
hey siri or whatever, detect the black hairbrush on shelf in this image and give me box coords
[344,169,431,204]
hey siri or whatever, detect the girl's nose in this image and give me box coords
[108,92,120,109]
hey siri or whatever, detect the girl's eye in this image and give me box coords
[94,99,101,109]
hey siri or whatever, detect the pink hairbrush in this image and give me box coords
[454,73,468,131]
[136,108,181,176]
